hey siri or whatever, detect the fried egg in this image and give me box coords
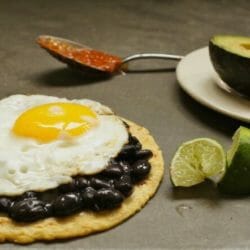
[0,95,128,196]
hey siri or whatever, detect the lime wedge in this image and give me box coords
[170,138,226,187]
[218,126,250,195]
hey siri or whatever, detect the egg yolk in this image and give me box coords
[12,102,98,142]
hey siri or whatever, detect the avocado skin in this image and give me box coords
[209,41,250,97]
[218,142,250,195]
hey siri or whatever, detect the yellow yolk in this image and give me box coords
[12,103,98,142]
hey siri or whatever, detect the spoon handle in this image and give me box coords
[122,53,183,64]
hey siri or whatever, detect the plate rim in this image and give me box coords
[176,46,250,123]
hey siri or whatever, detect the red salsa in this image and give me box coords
[37,36,122,73]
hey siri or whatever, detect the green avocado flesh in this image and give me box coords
[209,35,250,97]
[211,36,250,58]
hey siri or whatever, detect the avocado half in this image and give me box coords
[209,35,250,97]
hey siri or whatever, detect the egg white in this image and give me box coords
[0,95,128,196]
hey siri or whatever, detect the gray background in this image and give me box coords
[1,0,250,249]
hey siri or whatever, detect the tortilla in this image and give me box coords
[0,119,164,244]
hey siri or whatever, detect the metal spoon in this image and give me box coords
[37,35,183,74]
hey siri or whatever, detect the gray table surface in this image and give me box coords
[1,0,250,249]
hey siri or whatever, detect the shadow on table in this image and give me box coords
[170,180,218,200]
[31,66,177,87]
[176,84,250,137]
[170,179,249,200]
[169,181,249,216]
[31,67,112,87]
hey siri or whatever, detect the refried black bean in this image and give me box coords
[0,133,153,222]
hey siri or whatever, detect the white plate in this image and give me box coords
[176,47,250,123]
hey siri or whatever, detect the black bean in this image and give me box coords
[15,191,38,201]
[39,189,57,203]
[108,179,115,188]
[81,187,97,209]
[96,188,124,209]
[14,191,39,203]
[102,163,123,178]
[114,175,133,197]
[53,192,82,216]
[123,121,129,128]
[0,197,12,213]
[129,135,142,150]
[90,177,112,189]
[135,149,153,160]
[9,198,51,222]
[45,202,53,212]
[135,143,142,151]
[129,135,138,144]
[109,158,119,165]
[119,161,132,175]
[58,180,77,193]
[131,160,151,182]
[75,176,90,190]
[117,144,136,160]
